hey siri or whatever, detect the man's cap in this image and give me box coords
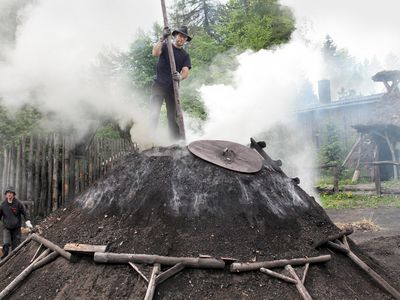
[172,25,192,42]
[4,186,16,195]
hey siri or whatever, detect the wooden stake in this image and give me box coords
[285,265,313,300]
[30,243,44,263]
[0,249,51,300]
[128,262,148,283]
[0,236,32,268]
[31,234,72,261]
[155,263,185,285]
[144,263,161,300]
[301,263,310,284]
[230,255,331,273]
[260,267,297,284]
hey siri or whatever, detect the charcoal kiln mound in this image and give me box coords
[0,145,399,299]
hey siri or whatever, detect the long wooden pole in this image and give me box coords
[230,255,331,273]
[160,0,186,140]
[94,253,225,269]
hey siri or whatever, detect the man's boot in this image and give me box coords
[1,244,10,259]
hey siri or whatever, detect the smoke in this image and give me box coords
[0,0,163,142]
[281,0,400,63]
[190,1,400,195]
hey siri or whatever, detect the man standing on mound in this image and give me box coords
[0,186,33,259]
[149,25,192,140]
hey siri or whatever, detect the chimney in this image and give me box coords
[318,79,331,103]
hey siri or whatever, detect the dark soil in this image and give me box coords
[0,146,399,299]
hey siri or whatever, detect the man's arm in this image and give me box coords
[152,40,164,57]
[180,66,190,80]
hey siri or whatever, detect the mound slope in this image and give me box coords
[0,145,399,299]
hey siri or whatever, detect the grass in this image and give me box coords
[335,218,381,232]
[320,192,400,209]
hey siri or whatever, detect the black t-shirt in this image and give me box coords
[154,43,191,88]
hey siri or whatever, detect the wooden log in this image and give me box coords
[30,234,72,261]
[144,263,160,300]
[21,137,27,201]
[332,238,400,300]
[285,265,313,300]
[155,263,185,285]
[326,241,349,254]
[2,149,8,193]
[47,135,53,214]
[52,133,59,211]
[260,267,297,283]
[27,135,35,214]
[301,263,309,284]
[63,243,108,254]
[373,145,381,196]
[15,140,22,197]
[128,262,148,283]
[384,132,398,180]
[313,229,353,248]
[0,249,51,300]
[342,136,361,168]
[39,136,48,216]
[30,243,44,263]
[230,255,331,273]
[94,253,226,269]
[0,236,32,268]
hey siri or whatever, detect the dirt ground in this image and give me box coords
[327,207,400,285]
[0,148,400,299]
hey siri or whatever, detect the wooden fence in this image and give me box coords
[0,134,136,219]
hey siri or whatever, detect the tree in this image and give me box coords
[170,0,221,37]
[217,0,295,51]
[320,123,343,165]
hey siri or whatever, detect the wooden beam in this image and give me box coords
[31,234,72,261]
[64,243,108,254]
[94,253,225,269]
[313,228,353,248]
[230,255,331,273]
[155,263,185,285]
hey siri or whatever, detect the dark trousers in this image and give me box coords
[3,227,21,250]
[150,82,180,139]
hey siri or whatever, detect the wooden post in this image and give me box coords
[47,134,53,214]
[15,140,22,197]
[333,165,339,194]
[384,131,398,180]
[373,145,381,196]
[52,133,59,211]
[69,139,76,201]
[39,136,47,216]
[144,263,161,300]
[21,137,27,201]
[160,0,186,140]
[2,149,8,194]
[27,135,35,214]
[64,136,70,204]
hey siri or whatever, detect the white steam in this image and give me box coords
[191,1,400,195]
[0,0,162,141]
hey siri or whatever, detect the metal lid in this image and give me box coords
[188,140,263,173]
